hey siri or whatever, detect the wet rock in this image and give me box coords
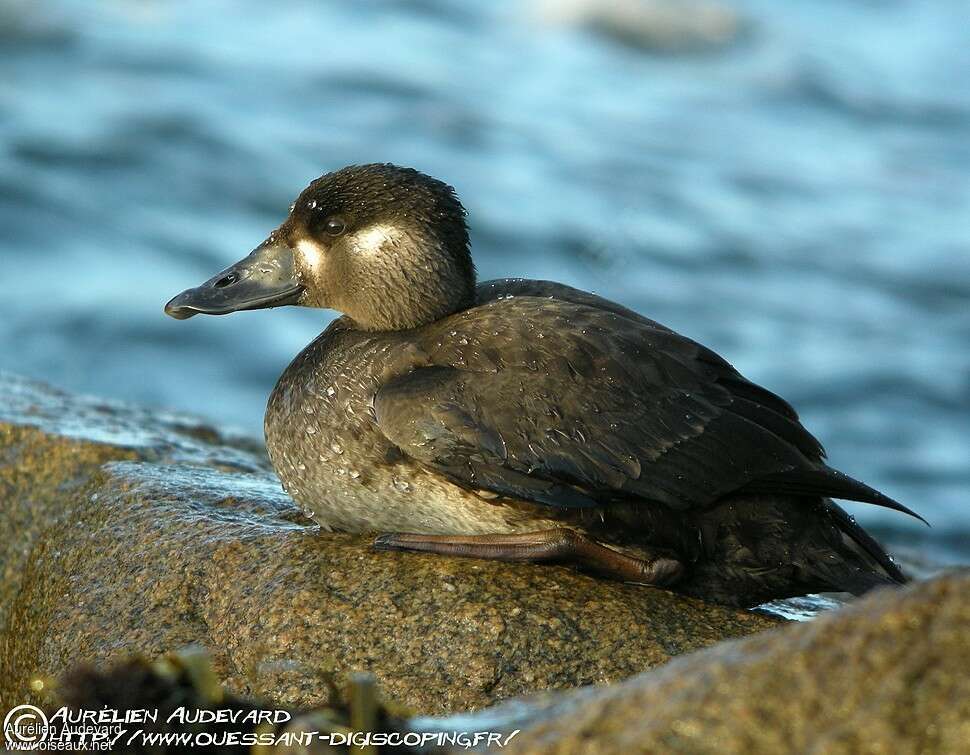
[437,571,970,753]
[0,372,779,715]
[536,0,744,54]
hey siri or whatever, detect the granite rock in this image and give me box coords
[440,571,970,754]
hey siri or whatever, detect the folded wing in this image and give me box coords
[374,291,920,522]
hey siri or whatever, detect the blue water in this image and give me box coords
[1,0,967,562]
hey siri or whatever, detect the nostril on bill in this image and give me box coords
[214,273,238,288]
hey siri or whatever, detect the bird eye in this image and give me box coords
[324,218,346,236]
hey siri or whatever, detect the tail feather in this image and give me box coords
[742,466,928,525]
[821,565,901,597]
[824,500,908,586]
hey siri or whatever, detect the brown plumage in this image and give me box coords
[165,163,922,607]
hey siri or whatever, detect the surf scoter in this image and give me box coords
[164,163,922,607]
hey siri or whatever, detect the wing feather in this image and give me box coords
[375,290,828,511]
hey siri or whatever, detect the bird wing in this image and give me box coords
[374,292,919,520]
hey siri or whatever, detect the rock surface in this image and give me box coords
[433,571,970,754]
[535,0,744,54]
[0,372,779,715]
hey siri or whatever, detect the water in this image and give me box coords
[1,0,967,564]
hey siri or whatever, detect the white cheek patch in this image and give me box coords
[350,224,404,256]
[295,238,326,270]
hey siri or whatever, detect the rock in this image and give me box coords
[431,571,970,754]
[535,0,744,54]
[0,372,779,715]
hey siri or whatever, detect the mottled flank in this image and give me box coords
[0,373,779,714]
[439,572,970,755]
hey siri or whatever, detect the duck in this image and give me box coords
[164,163,923,607]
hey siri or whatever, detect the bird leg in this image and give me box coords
[373,528,684,586]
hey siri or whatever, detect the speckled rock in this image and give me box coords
[437,571,970,754]
[0,373,779,715]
